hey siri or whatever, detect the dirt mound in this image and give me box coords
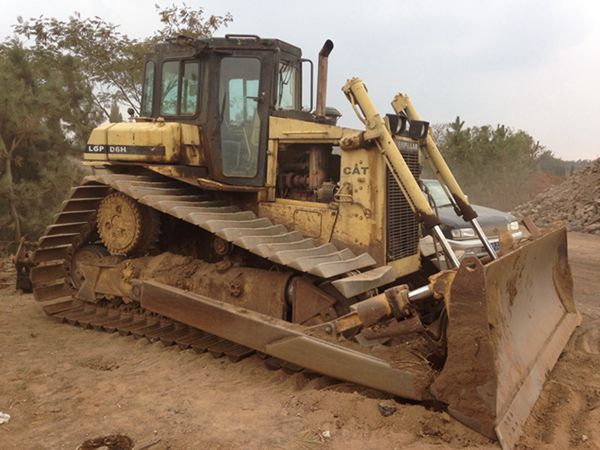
[513,159,600,233]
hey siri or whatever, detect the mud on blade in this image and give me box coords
[431,227,580,449]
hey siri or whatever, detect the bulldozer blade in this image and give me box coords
[431,227,580,449]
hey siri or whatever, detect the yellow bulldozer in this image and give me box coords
[28,35,579,449]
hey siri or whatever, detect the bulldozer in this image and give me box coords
[28,35,580,449]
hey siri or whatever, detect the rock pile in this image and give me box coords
[514,159,600,234]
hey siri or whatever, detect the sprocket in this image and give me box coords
[97,191,159,255]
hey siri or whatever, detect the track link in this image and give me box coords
[53,300,257,362]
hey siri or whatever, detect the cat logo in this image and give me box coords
[342,164,369,175]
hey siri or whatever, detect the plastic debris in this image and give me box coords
[0,412,10,425]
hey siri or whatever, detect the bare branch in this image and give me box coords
[107,73,139,114]
[9,134,25,156]
[91,92,111,120]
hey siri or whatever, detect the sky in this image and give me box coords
[1,0,599,160]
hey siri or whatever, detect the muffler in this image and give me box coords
[315,39,334,117]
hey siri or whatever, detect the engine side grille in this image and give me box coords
[386,141,420,262]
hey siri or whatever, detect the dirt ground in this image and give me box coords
[0,232,598,450]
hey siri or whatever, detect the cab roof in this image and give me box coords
[151,35,302,58]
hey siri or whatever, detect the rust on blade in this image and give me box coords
[492,228,580,450]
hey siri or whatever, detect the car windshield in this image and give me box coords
[423,180,452,208]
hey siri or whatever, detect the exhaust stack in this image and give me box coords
[316,39,334,117]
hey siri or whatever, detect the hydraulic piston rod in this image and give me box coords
[391,94,498,260]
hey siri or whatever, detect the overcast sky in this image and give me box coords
[2,0,599,160]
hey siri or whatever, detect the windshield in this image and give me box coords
[423,180,452,207]
[160,61,179,115]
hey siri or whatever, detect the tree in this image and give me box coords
[436,117,547,210]
[13,4,232,118]
[1,5,233,251]
[0,43,94,246]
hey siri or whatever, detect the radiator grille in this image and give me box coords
[386,142,420,261]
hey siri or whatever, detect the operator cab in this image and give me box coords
[139,34,326,187]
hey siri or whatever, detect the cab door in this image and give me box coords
[216,54,270,186]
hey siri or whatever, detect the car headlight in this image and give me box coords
[509,221,519,231]
[451,228,476,239]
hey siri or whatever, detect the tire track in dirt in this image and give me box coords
[518,233,600,450]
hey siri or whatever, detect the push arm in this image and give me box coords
[342,78,460,268]
[391,94,498,260]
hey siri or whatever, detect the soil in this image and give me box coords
[0,232,599,450]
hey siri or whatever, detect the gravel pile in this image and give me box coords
[513,159,600,234]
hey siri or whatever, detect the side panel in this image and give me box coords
[336,145,386,264]
[84,123,113,162]
[84,122,202,165]
[259,199,336,241]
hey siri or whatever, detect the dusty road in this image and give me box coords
[0,232,598,450]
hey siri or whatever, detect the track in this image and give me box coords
[53,301,255,361]
[89,171,378,279]
[28,179,263,366]
[29,169,393,372]
[31,169,396,315]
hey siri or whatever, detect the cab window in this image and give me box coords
[141,61,154,116]
[160,60,200,116]
[276,62,298,110]
[181,62,200,114]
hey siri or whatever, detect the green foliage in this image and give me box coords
[536,149,591,177]
[154,2,233,40]
[0,43,89,248]
[13,4,232,117]
[12,156,84,239]
[432,117,561,211]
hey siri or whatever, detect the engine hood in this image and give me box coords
[436,204,516,231]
